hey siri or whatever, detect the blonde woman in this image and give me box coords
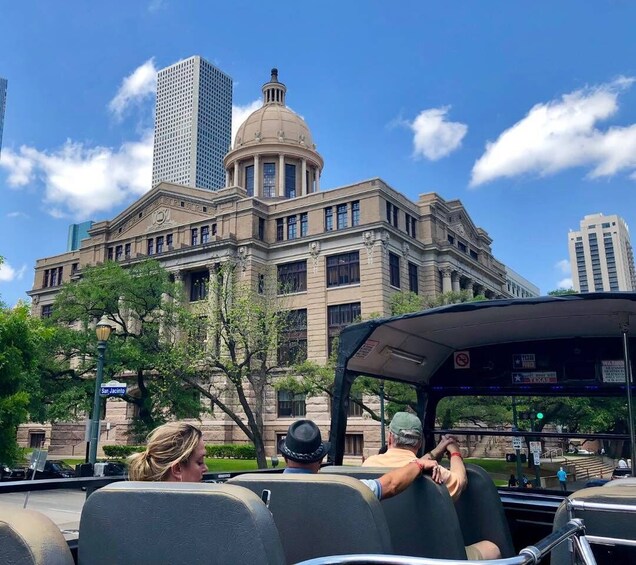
[128,422,208,482]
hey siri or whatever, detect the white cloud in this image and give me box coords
[6,211,28,218]
[108,59,158,120]
[471,77,636,186]
[557,277,574,289]
[409,106,468,160]
[0,132,154,219]
[148,0,167,11]
[555,259,571,274]
[0,260,27,282]
[232,99,261,146]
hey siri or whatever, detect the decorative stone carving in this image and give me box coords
[236,246,248,272]
[401,242,410,258]
[299,133,306,146]
[309,241,321,273]
[32,295,40,305]
[379,231,390,255]
[173,270,183,283]
[277,130,285,142]
[254,131,262,142]
[362,231,375,264]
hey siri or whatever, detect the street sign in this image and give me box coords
[512,437,523,450]
[529,441,541,453]
[100,380,127,396]
[533,452,541,466]
[29,449,48,472]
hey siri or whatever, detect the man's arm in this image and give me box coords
[445,442,467,500]
[376,457,442,500]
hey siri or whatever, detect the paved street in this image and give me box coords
[0,489,84,537]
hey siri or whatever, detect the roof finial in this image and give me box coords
[271,68,279,82]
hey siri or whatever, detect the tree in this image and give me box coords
[548,288,577,296]
[51,260,198,438]
[169,263,292,469]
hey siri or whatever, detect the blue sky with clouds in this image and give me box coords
[2,1,636,305]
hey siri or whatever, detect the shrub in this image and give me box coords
[205,444,256,460]
[103,445,145,458]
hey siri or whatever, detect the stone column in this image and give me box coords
[315,167,320,193]
[451,272,461,293]
[465,280,474,298]
[278,154,285,197]
[254,155,260,197]
[301,158,307,196]
[233,162,239,188]
[441,268,453,293]
[225,170,230,187]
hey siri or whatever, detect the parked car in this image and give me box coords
[611,467,632,480]
[585,477,610,487]
[26,460,76,480]
[97,460,128,477]
[576,448,594,455]
[0,463,27,481]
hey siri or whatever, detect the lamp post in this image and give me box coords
[379,381,386,448]
[88,319,112,466]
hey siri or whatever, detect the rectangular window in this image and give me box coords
[447,235,454,245]
[278,261,307,294]
[107,247,114,261]
[327,302,361,356]
[41,305,53,318]
[71,262,79,274]
[147,238,154,255]
[29,432,46,449]
[408,262,418,294]
[287,216,297,240]
[258,218,265,241]
[458,241,467,253]
[263,163,276,198]
[393,206,398,228]
[470,250,478,261]
[201,226,209,244]
[386,202,398,227]
[57,267,63,285]
[405,213,416,237]
[300,212,308,237]
[43,270,50,288]
[191,228,198,246]
[277,390,306,417]
[285,163,296,198]
[351,201,360,227]
[337,203,348,230]
[324,207,333,231]
[258,273,265,294]
[190,270,210,302]
[115,245,123,261]
[348,391,363,417]
[245,165,254,197]
[124,243,131,259]
[155,236,163,254]
[276,218,284,241]
[278,309,308,366]
[166,234,173,249]
[344,434,364,456]
[50,268,58,287]
[389,252,400,288]
[326,251,360,287]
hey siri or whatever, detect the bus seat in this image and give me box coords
[320,466,467,560]
[0,504,74,565]
[229,473,392,564]
[454,463,515,558]
[78,482,285,565]
[551,482,636,565]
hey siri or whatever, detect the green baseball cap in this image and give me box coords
[389,412,422,439]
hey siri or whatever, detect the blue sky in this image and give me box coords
[2,1,636,305]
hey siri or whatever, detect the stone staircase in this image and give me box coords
[562,455,615,481]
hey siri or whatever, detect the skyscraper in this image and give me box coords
[67,221,94,251]
[568,213,636,292]
[0,77,7,157]
[152,56,232,190]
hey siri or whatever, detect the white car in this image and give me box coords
[576,449,594,455]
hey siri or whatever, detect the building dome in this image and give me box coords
[233,69,315,150]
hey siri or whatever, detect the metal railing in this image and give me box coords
[293,519,594,564]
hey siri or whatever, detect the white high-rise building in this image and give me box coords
[0,77,7,157]
[152,56,232,190]
[568,213,636,292]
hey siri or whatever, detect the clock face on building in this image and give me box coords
[154,208,168,225]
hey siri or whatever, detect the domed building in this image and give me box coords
[25,68,536,459]
[224,69,323,198]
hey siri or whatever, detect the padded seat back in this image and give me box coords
[0,504,74,565]
[229,472,392,564]
[454,464,515,558]
[78,481,285,565]
[551,482,636,565]
[320,466,466,560]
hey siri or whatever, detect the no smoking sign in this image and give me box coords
[454,351,471,369]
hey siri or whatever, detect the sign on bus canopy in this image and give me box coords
[100,380,127,397]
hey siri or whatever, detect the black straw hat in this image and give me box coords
[279,420,331,463]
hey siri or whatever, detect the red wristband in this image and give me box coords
[411,459,426,474]
[449,452,463,459]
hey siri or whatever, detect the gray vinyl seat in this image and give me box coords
[551,482,636,565]
[455,464,515,558]
[0,504,74,565]
[229,473,392,564]
[320,466,467,560]
[78,481,285,565]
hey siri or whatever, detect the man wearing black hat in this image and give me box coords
[280,419,443,500]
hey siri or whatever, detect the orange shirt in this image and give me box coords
[363,447,463,501]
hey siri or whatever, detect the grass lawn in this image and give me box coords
[61,457,279,473]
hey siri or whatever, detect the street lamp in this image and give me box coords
[88,318,113,466]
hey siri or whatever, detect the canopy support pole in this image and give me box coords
[620,324,636,477]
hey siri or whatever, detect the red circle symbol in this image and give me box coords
[455,352,469,367]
